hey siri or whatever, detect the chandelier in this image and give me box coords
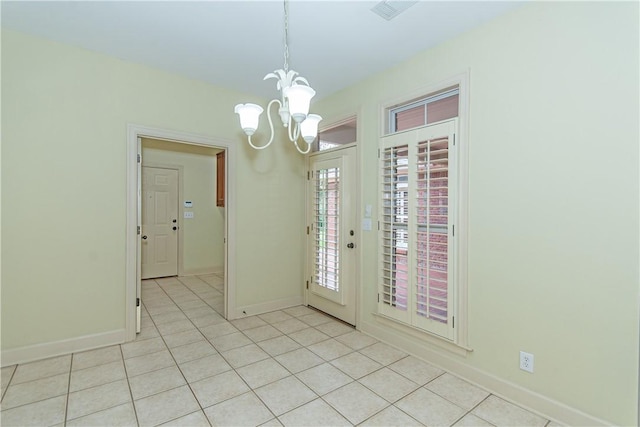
[234,0,322,154]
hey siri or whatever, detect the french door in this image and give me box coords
[307,146,357,325]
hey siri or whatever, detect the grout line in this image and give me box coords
[63,355,72,426]
[119,340,140,427]
[0,365,18,402]
[460,393,495,426]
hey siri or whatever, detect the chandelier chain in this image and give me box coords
[283,0,289,73]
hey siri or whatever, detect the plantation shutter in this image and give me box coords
[314,166,340,293]
[380,141,411,324]
[379,119,457,340]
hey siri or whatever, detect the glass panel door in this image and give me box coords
[307,146,357,325]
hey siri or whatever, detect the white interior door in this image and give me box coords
[141,166,179,279]
[307,146,357,325]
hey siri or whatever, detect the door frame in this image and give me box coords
[125,124,237,342]
[305,143,360,326]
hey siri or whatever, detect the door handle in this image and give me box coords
[347,242,355,249]
[173,227,177,231]
[142,235,148,240]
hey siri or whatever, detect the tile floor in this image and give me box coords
[1,275,559,426]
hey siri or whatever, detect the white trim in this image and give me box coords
[372,313,471,357]
[1,329,127,367]
[234,296,304,319]
[360,319,611,427]
[318,113,358,133]
[180,267,221,276]
[126,124,238,341]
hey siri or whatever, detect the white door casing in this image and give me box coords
[136,138,142,333]
[141,166,179,279]
[307,146,357,325]
[127,124,237,342]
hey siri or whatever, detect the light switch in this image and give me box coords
[362,218,372,231]
[184,211,194,219]
[184,201,193,208]
[365,204,372,218]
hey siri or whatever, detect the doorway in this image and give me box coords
[126,124,237,341]
[306,145,357,325]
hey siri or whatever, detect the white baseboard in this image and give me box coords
[1,329,127,367]
[360,319,611,427]
[233,296,304,320]
[180,268,220,276]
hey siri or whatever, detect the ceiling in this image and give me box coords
[1,0,523,101]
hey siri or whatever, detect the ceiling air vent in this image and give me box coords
[371,1,418,21]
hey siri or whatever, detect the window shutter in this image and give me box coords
[413,135,451,335]
[314,167,340,292]
[379,120,457,340]
[380,141,411,323]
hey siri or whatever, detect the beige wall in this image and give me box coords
[141,138,224,275]
[1,29,306,352]
[315,2,638,425]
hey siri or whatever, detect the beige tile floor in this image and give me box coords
[0,274,559,426]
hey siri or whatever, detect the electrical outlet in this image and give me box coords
[520,351,534,373]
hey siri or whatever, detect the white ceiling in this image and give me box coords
[1,0,523,101]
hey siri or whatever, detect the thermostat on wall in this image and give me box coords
[184,201,193,208]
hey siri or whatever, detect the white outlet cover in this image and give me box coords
[519,351,534,373]
[184,211,194,219]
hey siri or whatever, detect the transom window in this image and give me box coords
[313,117,357,152]
[388,88,459,134]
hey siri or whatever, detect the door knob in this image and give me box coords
[347,242,355,249]
[172,227,177,231]
[142,235,148,240]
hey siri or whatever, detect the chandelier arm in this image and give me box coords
[246,99,282,150]
[289,121,311,154]
[287,119,301,142]
[293,138,312,154]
